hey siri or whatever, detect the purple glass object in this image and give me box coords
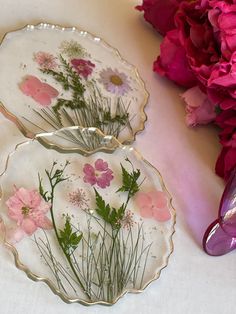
[203,219,236,256]
[203,168,236,256]
[219,168,236,236]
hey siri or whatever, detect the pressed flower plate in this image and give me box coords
[0,23,148,149]
[0,127,175,306]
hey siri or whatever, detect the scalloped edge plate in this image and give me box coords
[0,23,149,150]
[0,127,175,306]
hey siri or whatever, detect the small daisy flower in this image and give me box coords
[33,51,58,70]
[68,188,89,210]
[98,68,131,95]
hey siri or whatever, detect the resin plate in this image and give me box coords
[0,23,148,148]
[0,128,175,306]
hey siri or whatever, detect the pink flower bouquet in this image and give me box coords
[137,0,236,180]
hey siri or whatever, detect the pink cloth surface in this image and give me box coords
[0,1,234,314]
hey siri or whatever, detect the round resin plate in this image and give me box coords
[0,23,148,148]
[0,128,175,306]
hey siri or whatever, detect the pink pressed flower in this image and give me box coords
[119,210,136,230]
[69,188,89,210]
[5,227,26,244]
[34,51,58,70]
[6,187,52,238]
[98,68,131,95]
[83,159,114,189]
[71,59,95,79]
[19,75,59,106]
[135,190,171,222]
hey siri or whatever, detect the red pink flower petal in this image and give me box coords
[135,190,171,222]
[5,187,52,241]
[95,159,108,171]
[153,207,171,222]
[19,75,59,107]
[83,159,113,189]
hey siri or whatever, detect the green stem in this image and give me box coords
[49,185,92,301]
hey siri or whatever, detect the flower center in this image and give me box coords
[95,170,100,177]
[22,206,30,216]
[77,65,85,71]
[110,75,123,86]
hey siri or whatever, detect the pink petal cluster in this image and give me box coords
[136,0,182,36]
[153,29,197,88]
[215,110,236,179]
[135,190,171,222]
[6,187,52,242]
[71,59,95,79]
[182,86,216,126]
[34,51,58,70]
[83,159,114,188]
[137,0,236,179]
[19,75,59,106]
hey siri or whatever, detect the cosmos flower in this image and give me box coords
[98,68,131,95]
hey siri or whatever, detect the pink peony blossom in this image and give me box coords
[182,86,216,126]
[136,0,183,36]
[137,0,236,179]
[83,159,114,189]
[207,52,236,110]
[208,1,236,60]
[71,59,95,79]
[153,29,197,88]
[135,190,171,222]
[6,187,52,238]
[216,147,236,180]
[19,75,59,106]
[215,109,236,180]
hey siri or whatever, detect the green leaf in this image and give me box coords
[59,216,82,255]
[117,203,125,220]
[41,68,70,90]
[38,174,50,201]
[94,189,111,220]
[117,160,141,198]
[94,189,122,228]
